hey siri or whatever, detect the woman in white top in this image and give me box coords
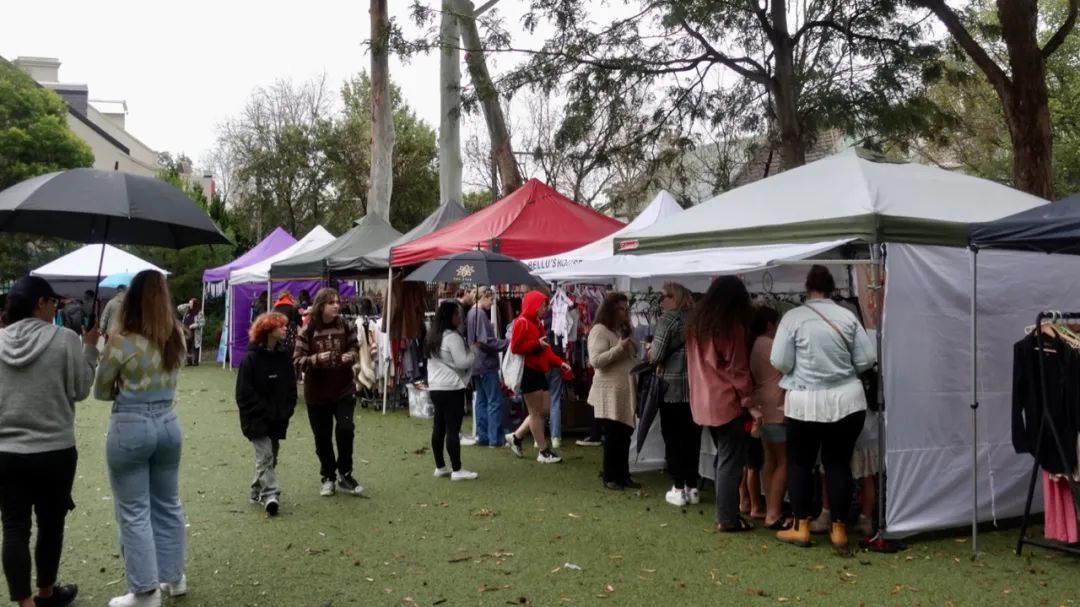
[770,266,876,550]
[425,301,477,481]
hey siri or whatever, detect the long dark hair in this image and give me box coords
[308,287,341,332]
[118,270,186,370]
[685,276,752,343]
[595,292,628,333]
[425,301,461,358]
[750,306,780,342]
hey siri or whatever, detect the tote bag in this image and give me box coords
[501,322,525,392]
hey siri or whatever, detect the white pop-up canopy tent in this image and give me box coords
[599,149,1052,545]
[32,244,167,296]
[526,190,683,272]
[229,226,336,285]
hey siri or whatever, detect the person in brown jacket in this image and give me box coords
[294,288,363,497]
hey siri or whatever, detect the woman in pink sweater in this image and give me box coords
[685,276,756,532]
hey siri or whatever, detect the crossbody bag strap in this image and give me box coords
[803,302,855,358]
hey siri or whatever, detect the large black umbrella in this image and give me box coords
[633,364,666,458]
[404,250,544,286]
[0,169,230,247]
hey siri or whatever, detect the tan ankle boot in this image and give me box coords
[830,521,848,548]
[778,518,812,547]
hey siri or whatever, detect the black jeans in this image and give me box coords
[601,419,633,484]
[786,411,866,522]
[659,402,701,489]
[306,398,356,480]
[0,448,77,602]
[430,389,466,471]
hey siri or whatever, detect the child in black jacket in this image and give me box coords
[236,312,297,515]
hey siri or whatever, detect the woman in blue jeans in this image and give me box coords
[94,271,187,607]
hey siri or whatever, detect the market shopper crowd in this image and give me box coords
[0,263,879,607]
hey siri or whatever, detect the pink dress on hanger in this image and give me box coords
[1042,471,1079,544]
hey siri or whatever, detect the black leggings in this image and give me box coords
[659,402,700,489]
[786,411,866,522]
[307,398,356,479]
[601,419,633,484]
[0,448,77,602]
[430,389,466,471]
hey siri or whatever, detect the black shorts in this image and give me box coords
[520,367,550,394]
[746,435,764,470]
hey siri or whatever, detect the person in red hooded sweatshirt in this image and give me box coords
[506,290,571,464]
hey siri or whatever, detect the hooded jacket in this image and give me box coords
[236,341,297,440]
[510,291,564,373]
[273,293,301,326]
[0,318,99,454]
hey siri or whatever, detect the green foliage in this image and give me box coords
[0,57,94,280]
[462,189,494,212]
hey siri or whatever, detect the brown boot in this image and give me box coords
[778,518,812,547]
[830,522,849,548]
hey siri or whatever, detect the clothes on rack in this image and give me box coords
[1012,329,1080,475]
[1042,471,1079,543]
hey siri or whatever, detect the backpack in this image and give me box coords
[500,321,525,392]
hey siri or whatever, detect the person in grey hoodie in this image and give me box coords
[0,276,99,607]
[466,287,508,447]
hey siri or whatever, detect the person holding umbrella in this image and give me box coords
[93,270,187,607]
[0,276,99,607]
[685,276,756,532]
[293,288,364,497]
[645,282,700,506]
[588,292,638,489]
[505,291,569,464]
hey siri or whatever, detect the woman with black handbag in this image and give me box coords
[646,282,699,507]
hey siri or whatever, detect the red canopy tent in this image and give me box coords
[391,179,625,266]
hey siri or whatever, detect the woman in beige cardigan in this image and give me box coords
[587,292,637,490]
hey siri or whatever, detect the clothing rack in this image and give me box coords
[1016,310,1080,557]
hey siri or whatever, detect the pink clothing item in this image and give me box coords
[1043,472,1079,543]
[686,325,753,428]
[751,336,785,425]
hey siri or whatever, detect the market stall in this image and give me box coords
[31,244,168,297]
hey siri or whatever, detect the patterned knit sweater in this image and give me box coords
[94,333,180,405]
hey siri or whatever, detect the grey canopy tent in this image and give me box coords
[268,214,402,280]
[327,201,468,277]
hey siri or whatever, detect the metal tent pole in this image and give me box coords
[871,243,887,540]
[969,246,980,558]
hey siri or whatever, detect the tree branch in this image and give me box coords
[1043,0,1080,58]
[678,19,770,85]
[915,0,1010,97]
[794,18,901,46]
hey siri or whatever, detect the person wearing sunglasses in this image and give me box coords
[0,276,100,607]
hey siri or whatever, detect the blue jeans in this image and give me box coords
[473,372,503,446]
[547,367,563,440]
[106,403,186,593]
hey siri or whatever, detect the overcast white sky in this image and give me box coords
[0,0,544,164]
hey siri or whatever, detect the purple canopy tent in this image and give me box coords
[201,227,296,367]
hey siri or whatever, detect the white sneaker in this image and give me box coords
[536,449,562,464]
[810,509,831,534]
[460,435,478,446]
[159,574,187,597]
[855,514,873,536]
[451,469,479,481]
[109,589,161,607]
[686,488,701,505]
[506,433,524,458]
[319,478,336,497]
[575,438,602,447]
[434,467,452,478]
[551,437,562,449]
[665,487,688,507]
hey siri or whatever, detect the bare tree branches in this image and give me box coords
[1043,0,1080,58]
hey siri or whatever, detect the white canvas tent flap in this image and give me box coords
[617,149,1047,252]
[31,244,168,298]
[229,226,336,285]
[525,190,682,271]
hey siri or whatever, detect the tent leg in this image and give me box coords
[969,246,980,559]
[199,282,207,364]
[91,219,111,331]
[382,265,393,415]
[870,244,887,540]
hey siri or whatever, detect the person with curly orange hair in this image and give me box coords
[235,312,297,516]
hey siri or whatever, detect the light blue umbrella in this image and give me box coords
[99,272,136,289]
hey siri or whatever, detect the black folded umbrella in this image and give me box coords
[0,168,230,247]
[403,250,544,286]
[635,368,666,457]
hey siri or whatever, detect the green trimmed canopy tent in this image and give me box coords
[593,149,1056,548]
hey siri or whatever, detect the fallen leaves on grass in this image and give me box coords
[567,512,581,519]
[473,508,498,518]
[478,584,511,593]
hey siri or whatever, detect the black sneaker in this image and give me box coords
[264,497,280,516]
[34,583,78,607]
[338,473,365,496]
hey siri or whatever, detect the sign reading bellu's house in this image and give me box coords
[525,258,584,271]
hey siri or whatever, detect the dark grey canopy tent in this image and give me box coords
[268,214,402,280]
[327,201,468,277]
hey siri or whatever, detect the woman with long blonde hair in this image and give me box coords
[94,271,187,607]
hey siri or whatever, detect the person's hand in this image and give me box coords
[341,352,356,364]
[561,362,571,372]
[749,407,764,422]
[620,336,634,352]
[539,337,550,348]
[316,351,333,364]
[82,326,101,347]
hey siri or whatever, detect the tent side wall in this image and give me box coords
[878,244,1080,535]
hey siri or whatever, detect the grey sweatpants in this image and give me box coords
[710,417,748,526]
[250,436,280,502]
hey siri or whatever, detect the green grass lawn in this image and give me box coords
[59,366,1077,606]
